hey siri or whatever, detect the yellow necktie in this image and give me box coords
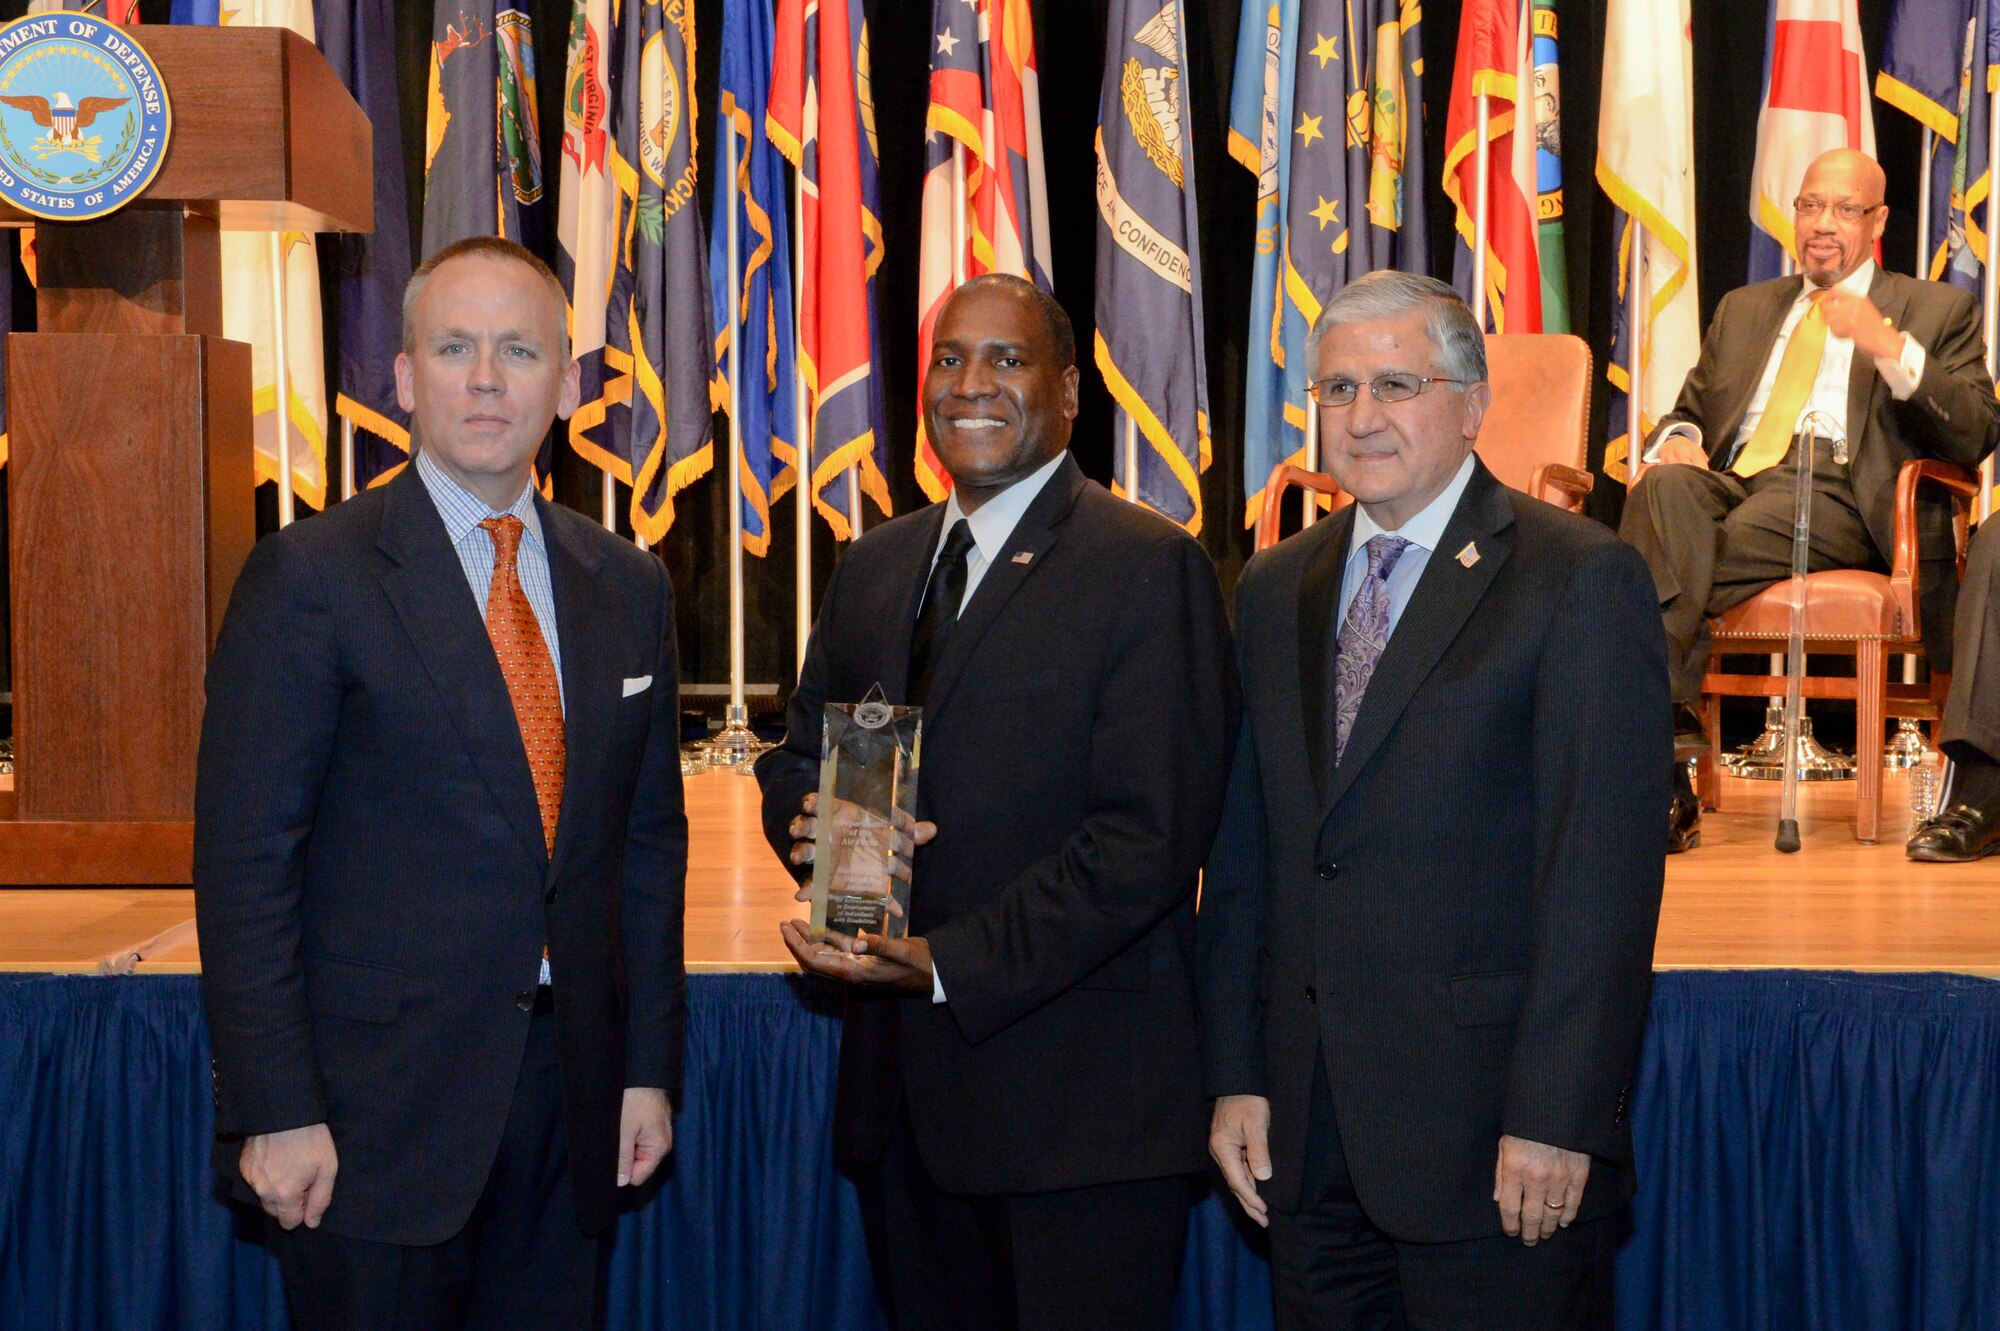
[1732,294,1829,478]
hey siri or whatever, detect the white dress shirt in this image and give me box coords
[1648,260,1926,464]
[1338,452,1479,642]
[920,448,1070,1004]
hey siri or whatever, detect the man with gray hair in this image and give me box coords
[1198,272,1668,1326]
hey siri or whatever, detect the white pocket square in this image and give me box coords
[622,675,653,697]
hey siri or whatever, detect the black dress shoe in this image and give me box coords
[1668,789,1701,854]
[1907,802,2000,862]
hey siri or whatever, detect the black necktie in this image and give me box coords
[907,519,975,707]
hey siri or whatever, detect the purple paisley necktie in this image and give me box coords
[1332,534,1411,766]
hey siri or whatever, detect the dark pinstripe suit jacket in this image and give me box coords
[1197,459,1670,1243]
[194,466,688,1245]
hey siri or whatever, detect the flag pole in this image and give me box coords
[951,142,969,285]
[1984,86,1999,522]
[1472,94,1491,328]
[1122,413,1138,507]
[1625,216,1644,484]
[1917,128,1933,278]
[271,233,295,527]
[601,472,617,533]
[341,418,355,501]
[710,120,763,768]
[1301,391,1319,529]
[793,166,813,675]
[726,127,748,717]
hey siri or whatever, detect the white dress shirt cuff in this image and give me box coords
[1643,422,1704,465]
[931,964,947,1004]
[1875,334,1926,401]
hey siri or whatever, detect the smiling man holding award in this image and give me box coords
[754,274,1236,1329]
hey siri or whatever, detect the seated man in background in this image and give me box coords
[1910,518,2000,861]
[1620,149,2000,853]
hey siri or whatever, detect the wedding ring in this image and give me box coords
[1545,1198,1565,1208]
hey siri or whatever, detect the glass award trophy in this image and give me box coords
[809,685,922,939]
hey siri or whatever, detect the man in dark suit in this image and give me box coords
[1199,272,1667,1329]
[195,236,687,1330]
[1621,149,2000,852]
[754,274,1235,1329]
[1909,519,2000,861]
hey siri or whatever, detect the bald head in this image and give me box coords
[1795,150,1887,286]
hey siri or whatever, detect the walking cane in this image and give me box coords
[1776,410,1848,852]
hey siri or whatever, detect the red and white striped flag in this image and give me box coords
[914,0,1053,501]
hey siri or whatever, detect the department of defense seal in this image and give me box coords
[0,13,171,222]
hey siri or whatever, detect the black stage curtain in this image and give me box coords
[0,0,1929,699]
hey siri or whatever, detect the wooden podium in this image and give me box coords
[1,27,371,885]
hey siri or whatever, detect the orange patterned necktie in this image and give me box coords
[480,516,565,856]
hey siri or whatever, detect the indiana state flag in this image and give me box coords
[423,3,546,256]
[1096,0,1208,532]
[1233,0,1425,529]
[564,0,716,542]
[1878,0,1996,291]
[322,0,413,491]
[711,0,799,554]
[178,0,330,511]
[770,0,893,538]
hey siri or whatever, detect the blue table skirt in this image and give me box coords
[4,970,1998,1330]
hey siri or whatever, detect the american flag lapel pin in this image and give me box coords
[1456,541,1480,569]
[1011,550,1034,565]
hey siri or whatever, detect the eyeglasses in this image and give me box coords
[1309,373,1470,408]
[1792,196,1881,224]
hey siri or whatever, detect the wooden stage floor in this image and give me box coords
[5,768,1999,976]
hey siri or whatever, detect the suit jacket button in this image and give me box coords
[1304,985,1317,1004]
[516,989,535,1012]
[545,886,558,905]
[1315,862,1338,880]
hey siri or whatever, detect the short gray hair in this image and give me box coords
[1305,271,1487,386]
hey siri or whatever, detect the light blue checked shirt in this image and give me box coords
[415,449,565,715]
[417,450,564,986]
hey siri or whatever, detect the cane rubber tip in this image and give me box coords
[1776,820,1801,854]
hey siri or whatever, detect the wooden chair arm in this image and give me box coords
[1254,463,1348,552]
[1529,462,1595,510]
[1889,458,1981,635]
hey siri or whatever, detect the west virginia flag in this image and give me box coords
[423,3,546,256]
[711,0,800,555]
[1748,0,1875,281]
[178,0,330,512]
[563,0,717,542]
[321,0,413,491]
[770,0,892,538]
[915,0,1052,501]
[1095,0,1208,532]
[1231,0,1425,529]
[1878,0,1996,291]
